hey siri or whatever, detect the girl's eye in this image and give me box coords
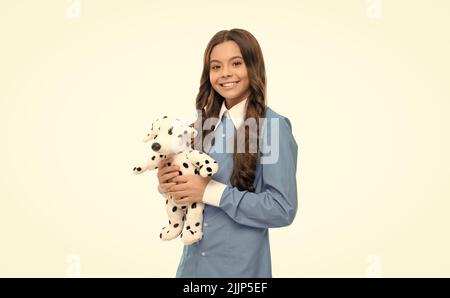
[210,61,242,70]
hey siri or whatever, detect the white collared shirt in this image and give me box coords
[214,97,248,132]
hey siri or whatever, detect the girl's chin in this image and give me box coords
[217,88,242,97]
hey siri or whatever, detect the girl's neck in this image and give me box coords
[225,92,250,110]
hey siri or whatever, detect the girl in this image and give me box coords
[156,28,298,278]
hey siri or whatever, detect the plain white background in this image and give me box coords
[1,0,449,277]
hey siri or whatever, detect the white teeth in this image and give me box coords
[221,81,239,87]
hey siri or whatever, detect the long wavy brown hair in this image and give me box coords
[192,28,267,192]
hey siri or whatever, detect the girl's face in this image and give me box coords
[209,41,250,107]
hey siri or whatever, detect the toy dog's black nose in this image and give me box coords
[151,142,161,152]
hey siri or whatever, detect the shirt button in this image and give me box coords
[201,252,206,256]
[222,133,226,138]
[204,222,208,227]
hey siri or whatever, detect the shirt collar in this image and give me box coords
[215,97,248,131]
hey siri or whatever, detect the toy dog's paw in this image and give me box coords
[198,162,218,177]
[160,223,183,241]
[180,224,203,245]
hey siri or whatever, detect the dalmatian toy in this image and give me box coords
[133,116,219,245]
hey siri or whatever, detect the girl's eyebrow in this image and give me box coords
[210,56,243,64]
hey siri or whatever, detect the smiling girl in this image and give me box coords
[156,28,299,278]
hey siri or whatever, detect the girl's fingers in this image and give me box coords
[169,182,188,192]
[157,165,179,178]
[157,159,166,169]
[160,182,176,192]
[173,196,192,205]
[166,165,179,171]
[157,157,173,169]
[169,190,190,199]
[160,171,179,182]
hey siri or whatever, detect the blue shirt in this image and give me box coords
[176,107,298,278]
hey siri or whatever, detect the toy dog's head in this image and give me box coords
[143,116,197,155]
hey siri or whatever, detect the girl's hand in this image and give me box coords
[168,175,212,205]
[156,157,180,194]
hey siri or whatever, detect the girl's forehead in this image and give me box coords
[210,41,242,61]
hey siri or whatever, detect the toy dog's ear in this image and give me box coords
[143,132,156,143]
[143,119,159,142]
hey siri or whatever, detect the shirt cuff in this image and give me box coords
[202,179,227,207]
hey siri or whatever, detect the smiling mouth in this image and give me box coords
[219,81,240,88]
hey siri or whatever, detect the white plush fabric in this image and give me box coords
[133,116,219,245]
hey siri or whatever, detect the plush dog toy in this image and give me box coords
[133,116,219,245]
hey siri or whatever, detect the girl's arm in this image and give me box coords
[202,116,299,229]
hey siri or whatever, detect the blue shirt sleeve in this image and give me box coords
[218,116,299,228]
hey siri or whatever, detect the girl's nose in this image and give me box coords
[221,66,232,77]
